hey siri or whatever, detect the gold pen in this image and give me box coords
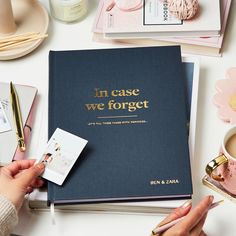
[10,82,26,152]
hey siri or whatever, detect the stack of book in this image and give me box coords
[29,46,199,214]
[92,0,232,56]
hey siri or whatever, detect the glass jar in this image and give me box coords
[49,0,87,23]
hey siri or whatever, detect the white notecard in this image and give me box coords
[0,101,11,133]
[37,128,88,185]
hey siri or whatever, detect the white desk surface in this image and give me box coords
[1,0,236,235]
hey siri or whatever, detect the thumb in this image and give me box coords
[16,163,45,188]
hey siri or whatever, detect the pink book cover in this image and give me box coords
[158,0,232,48]
[93,0,230,48]
[103,0,221,38]
[92,0,131,45]
[0,83,37,166]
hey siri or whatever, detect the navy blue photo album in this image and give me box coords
[47,46,192,205]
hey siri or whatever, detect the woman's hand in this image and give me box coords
[0,160,45,210]
[153,195,214,236]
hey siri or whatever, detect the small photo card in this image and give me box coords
[37,128,88,185]
[0,101,11,133]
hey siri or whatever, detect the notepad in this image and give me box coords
[0,82,37,166]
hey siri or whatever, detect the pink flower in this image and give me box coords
[213,68,236,124]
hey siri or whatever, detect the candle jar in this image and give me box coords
[49,0,87,23]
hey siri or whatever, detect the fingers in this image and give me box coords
[157,200,192,228]
[14,171,45,187]
[17,177,44,194]
[199,230,207,236]
[152,197,212,236]
[15,163,45,189]
[26,186,34,194]
[178,195,213,232]
[5,159,36,176]
[14,170,44,188]
[30,178,45,188]
[191,212,208,236]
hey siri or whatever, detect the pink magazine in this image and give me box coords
[158,0,232,48]
[103,0,221,38]
[0,83,37,166]
[93,0,231,49]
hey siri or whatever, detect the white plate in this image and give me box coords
[0,0,49,60]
